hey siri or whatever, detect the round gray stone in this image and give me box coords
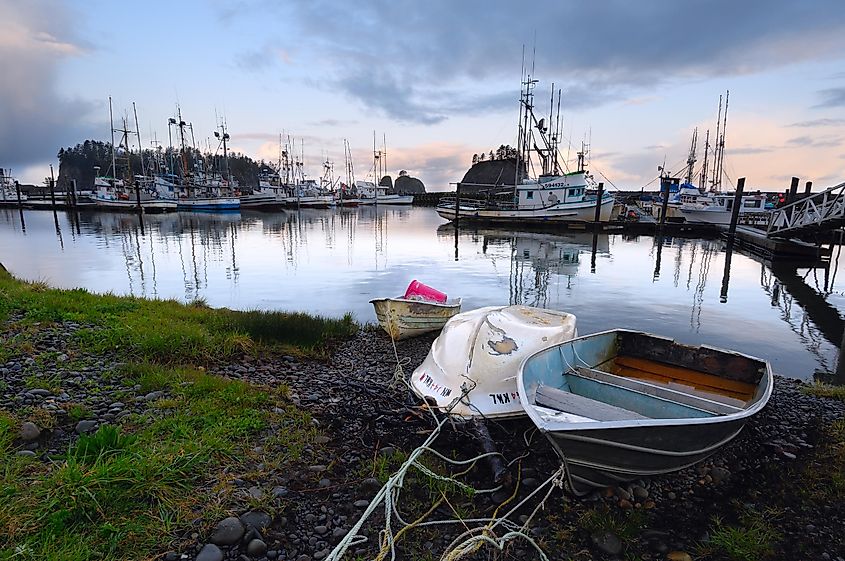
[196,543,224,561]
[75,420,98,434]
[210,516,245,545]
[240,510,272,531]
[20,421,41,441]
[246,538,267,557]
[592,531,623,556]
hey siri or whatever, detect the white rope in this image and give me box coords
[326,341,566,561]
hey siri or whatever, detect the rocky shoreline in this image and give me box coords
[4,319,845,560]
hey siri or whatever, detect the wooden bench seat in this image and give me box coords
[535,384,649,421]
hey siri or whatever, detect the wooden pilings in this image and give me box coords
[727,177,745,236]
[805,181,813,195]
[787,176,799,204]
[659,178,670,226]
[14,181,23,209]
[593,182,604,223]
[48,165,57,210]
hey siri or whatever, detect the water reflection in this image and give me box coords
[1,207,844,381]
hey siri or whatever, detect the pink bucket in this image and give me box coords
[404,280,447,303]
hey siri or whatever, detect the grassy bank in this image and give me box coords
[0,271,356,560]
[0,269,356,361]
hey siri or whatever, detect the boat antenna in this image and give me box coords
[109,96,117,183]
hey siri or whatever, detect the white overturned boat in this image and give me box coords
[370,297,461,340]
[411,305,577,419]
[518,329,773,493]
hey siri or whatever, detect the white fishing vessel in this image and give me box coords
[679,192,770,225]
[240,169,284,210]
[437,75,613,224]
[0,169,26,206]
[355,180,413,205]
[93,99,177,213]
[168,109,241,212]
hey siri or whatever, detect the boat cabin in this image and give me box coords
[516,171,589,209]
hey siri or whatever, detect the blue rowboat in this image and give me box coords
[517,329,773,493]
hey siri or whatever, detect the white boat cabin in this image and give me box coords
[355,180,389,199]
[516,171,589,209]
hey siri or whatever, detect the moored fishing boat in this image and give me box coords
[517,329,773,493]
[411,305,577,419]
[437,73,613,224]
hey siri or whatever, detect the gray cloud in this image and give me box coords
[730,146,777,155]
[814,87,845,108]
[787,118,845,127]
[787,135,842,148]
[231,0,845,125]
[0,1,100,172]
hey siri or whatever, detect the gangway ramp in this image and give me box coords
[767,181,845,237]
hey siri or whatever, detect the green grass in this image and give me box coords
[700,512,779,561]
[578,506,647,543]
[801,381,845,402]
[0,364,316,560]
[0,269,357,362]
[0,271,353,560]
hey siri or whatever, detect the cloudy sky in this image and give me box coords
[2,0,845,191]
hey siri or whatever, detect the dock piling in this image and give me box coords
[787,176,799,204]
[593,182,604,225]
[14,180,23,209]
[727,177,745,235]
[455,182,461,226]
[48,165,57,210]
[659,179,670,227]
[805,181,813,195]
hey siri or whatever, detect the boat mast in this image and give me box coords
[133,103,146,180]
[109,96,117,184]
[714,90,729,192]
[711,95,722,192]
[699,129,710,189]
[685,128,698,185]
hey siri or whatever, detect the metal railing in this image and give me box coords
[767,181,845,237]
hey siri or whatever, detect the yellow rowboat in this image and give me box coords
[369,297,462,340]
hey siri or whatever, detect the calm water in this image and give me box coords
[2,207,844,382]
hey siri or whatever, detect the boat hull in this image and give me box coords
[93,197,177,213]
[358,195,414,205]
[543,416,747,490]
[518,329,773,493]
[177,197,241,211]
[436,197,613,224]
[370,297,461,340]
[411,305,577,419]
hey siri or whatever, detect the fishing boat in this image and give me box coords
[678,192,770,225]
[168,109,241,212]
[517,329,773,493]
[0,169,25,206]
[93,99,178,213]
[436,74,613,224]
[355,180,414,205]
[370,297,461,340]
[411,305,577,419]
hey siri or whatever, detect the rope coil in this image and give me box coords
[326,336,563,561]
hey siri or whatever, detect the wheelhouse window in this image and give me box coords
[568,188,578,197]
[526,191,534,199]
